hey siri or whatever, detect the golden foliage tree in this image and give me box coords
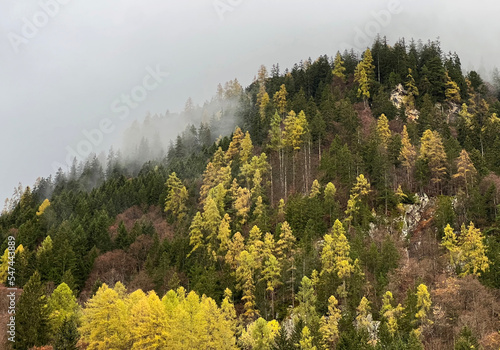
[354,49,375,106]
[441,224,459,269]
[453,149,477,195]
[419,129,448,191]
[445,71,461,104]
[80,283,129,350]
[345,174,371,225]
[273,84,288,117]
[376,114,391,149]
[236,250,259,323]
[320,220,355,298]
[164,172,189,222]
[234,187,251,225]
[355,296,371,332]
[415,283,433,334]
[240,132,254,164]
[309,179,321,198]
[405,68,419,109]
[299,326,316,350]
[380,291,404,337]
[36,198,51,216]
[320,295,342,348]
[458,222,489,277]
[332,52,346,82]
[399,125,416,186]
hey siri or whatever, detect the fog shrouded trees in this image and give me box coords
[2,37,500,350]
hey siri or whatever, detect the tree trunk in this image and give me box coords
[270,164,274,205]
[306,146,309,193]
[279,148,284,199]
[284,150,287,200]
[271,291,275,319]
[304,147,307,194]
[318,136,322,162]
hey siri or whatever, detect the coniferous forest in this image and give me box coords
[2,37,500,349]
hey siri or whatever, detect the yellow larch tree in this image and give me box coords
[458,222,489,277]
[415,284,433,334]
[276,221,296,262]
[453,149,477,196]
[380,291,404,337]
[225,232,245,270]
[225,127,245,162]
[332,52,346,82]
[36,198,51,216]
[419,129,448,191]
[240,131,254,164]
[164,172,188,222]
[256,65,270,121]
[355,64,370,106]
[0,244,23,283]
[399,125,416,187]
[345,174,371,226]
[283,110,309,192]
[273,84,288,117]
[203,196,222,259]
[128,290,170,350]
[320,219,355,298]
[441,224,459,269]
[445,71,461,104]
[189,211,204,256]
[276,220,296,304]
[299,326,317,350]
[251,169,263,200]
[200,295,238,350]
[236,250,259,323]
[218,213,232,258]
[79,283,129,350]
[277,198,286,222]
[309,179,321,198]
[355,296,371,332]
[354,49,375,107]
[320,295,342,348]
[240,317,279,350]
[234,187,251,225]
[405,68,419,109]
[261,253,282,318]
[376,114,391,149]
[258,90,270,122]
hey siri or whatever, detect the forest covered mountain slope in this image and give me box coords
[1,37,500,350]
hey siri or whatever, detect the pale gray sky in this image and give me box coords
[1,0,499,202]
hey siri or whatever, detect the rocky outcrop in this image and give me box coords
[390,84,406,109]
[401,193,432,238]
[390,84,419,121]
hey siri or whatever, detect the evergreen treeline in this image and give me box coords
[1,37,500,349]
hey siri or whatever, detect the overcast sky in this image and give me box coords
[1,0,499,203]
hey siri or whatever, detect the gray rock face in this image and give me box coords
[402,193,431,238]
[390,83,419,121]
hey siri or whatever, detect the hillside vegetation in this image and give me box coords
[1,37,500,350]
